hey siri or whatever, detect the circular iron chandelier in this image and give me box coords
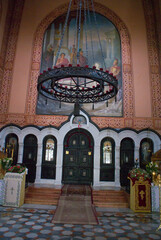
[37,0,118,115]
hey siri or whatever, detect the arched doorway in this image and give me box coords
[62,128,94,185]
[120,138,134,191]
[23,134,38,183]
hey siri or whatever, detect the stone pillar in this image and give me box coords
[35,143,43,183]
[115,146,120,187]
[93,145,100,186]
[55,143,64,185]
[17,143,23,164]
[134,147,140,167]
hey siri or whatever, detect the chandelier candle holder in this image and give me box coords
[37,66,118,108]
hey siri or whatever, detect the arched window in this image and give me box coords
[72,115,87,125]
[140,138,153,169]
[23,134,37,183]
[5,133,19,165]
[120,138,134,189]
[100,137,115,181]
[41,135,57,179]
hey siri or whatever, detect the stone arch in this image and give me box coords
[26,1,134,125]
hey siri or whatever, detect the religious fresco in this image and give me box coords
[36,11,122,117]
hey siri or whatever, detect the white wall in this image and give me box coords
[0,113,160,187]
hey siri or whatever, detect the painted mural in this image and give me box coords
[36,11,122,116]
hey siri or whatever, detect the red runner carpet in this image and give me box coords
[52,185,98,225]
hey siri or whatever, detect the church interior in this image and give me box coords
[0,0,161,239]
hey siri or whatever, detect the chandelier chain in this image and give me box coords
[91,0,106,69]
[87,0,95,64]
[84,0,88,62]
[54,0,73,66]
[73,1,79,63]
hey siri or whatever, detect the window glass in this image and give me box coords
[5,134,19,165]
[45,139,55,161]
[141,141,151,163]
[103,140,112,164]
[140,138,153,169]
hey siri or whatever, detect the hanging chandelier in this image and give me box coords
[37,0,118,115]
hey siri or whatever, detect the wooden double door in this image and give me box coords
[62,129,93,185]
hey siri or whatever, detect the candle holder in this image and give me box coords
[135,158,139,168]
[152,172,161,231]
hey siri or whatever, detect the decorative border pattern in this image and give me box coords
[135,182,151,212]
[26,2,134,122]
[0,1,160,132]
[4,178,20,207]
[0,0,25,114]
[91,117,125,129]
[0,1,15,91]
[142,0,161,118]
[3,172,25,207]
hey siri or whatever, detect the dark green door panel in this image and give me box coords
[120,138,134,192]
[62,129,93,185]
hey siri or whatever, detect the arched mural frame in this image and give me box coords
[26,1,134,127]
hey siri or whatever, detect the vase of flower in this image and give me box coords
[128,168,151,212]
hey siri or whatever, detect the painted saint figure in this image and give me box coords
[70,45,77,65]
[110,58,121,78]
[110,58,122,101]
[56,53,69,67]
[79,49,87,67]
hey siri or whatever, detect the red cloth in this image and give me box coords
[138,184,146,207]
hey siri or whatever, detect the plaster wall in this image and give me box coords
[8,0,151,118]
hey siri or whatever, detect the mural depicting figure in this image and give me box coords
[110,58,122,102]
[37,11,123,117]
[70,44,77,65]
[56,53,69,67]
[110,58,121,79]
[79,49,87,67]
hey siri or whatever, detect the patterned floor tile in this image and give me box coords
[0,206,161,239]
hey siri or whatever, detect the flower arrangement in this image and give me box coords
[0,158,13,179]
[128,167,150,185]
[1,158,13,170]
[7,165,26,174]
[146,161,159,179]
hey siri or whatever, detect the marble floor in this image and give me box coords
[0,204,161,240]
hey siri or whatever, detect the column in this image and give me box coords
[93,145,100,186]
[115,146,120,187]
[17,143,23,164]
[134,147,140,167]
[35,143,43,183]
[55,143,64,185]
